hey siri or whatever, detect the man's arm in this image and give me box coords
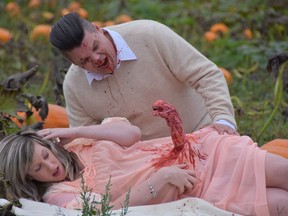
[152,21,236,131]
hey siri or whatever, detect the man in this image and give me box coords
[50,12,237,140]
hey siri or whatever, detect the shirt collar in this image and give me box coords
[85,28,137,85]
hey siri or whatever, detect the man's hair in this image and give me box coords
[0,129,81,201]
[50,12,95,52]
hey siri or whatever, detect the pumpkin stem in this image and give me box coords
[257,60,288,144]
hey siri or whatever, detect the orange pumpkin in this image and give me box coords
[41,11,55,21]
[218,67,233,85]
[47,0,56,8]
[28,0,41,9]
[61,8,70,16]
[204,31,217,42]
[210,23,229,34]
[68,1,81,11]
[115,14,133,23]
[76,8,89,19]
[0,28,12,44]
[243,28,253,39]
[12,104,69,129]
[103,20,116,27]
[30,24,52,41]
[92,21,104,28]
[261,139,288,159]
[5,2,21,17]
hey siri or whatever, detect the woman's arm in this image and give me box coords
[43,164,196,210]
[112,164,196,209]
[38,121,141,147]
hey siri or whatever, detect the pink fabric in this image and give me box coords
[43,127,269,216]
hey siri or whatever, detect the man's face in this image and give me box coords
[67,27,117,74]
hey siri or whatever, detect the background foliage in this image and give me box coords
[0,0,288,145]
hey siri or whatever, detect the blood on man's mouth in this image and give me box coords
[99,58,108,68]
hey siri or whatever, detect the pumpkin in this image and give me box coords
[115,14,133,24]
[61,8,70,16]
[0,28,12,44]
[243,28,253,39]
[11,104,69,129]
[41,11,55,21]
[92,21,104,28]
[68,1,81,11]
[210,23,229,34]
[76,8,89,19]
[47,0,56,8]
[30,24,52,41]
[204,31,217,42]
[28,0,41,9]
[103,20,116,27]
[261,139,288,159]
[218,67,233,85]
[5,2,21,17]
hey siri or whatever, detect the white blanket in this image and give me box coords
[0,198,241,216]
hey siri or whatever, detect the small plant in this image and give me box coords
[80,174,130,216]
[80,175,98,216]
[257,55,288,143]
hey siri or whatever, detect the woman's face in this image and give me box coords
[67,26,117,74]
[27,142,66,183]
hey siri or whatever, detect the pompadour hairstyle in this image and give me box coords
[50,12,85,51]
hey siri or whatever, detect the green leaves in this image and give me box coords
[80,175,130,216]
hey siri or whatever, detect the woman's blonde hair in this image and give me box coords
[0,129,81,201]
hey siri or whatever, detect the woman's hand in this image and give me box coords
[112,164,196,209]
[157,164,196,194]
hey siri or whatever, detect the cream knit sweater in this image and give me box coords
[63,20,235,140]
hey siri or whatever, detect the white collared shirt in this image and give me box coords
[85,28,137,85]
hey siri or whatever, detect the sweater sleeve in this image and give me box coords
[151,21,236,128]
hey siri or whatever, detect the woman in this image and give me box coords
[0,118,287,216]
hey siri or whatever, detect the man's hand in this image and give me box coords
[37,128,77,146]
[209,123,239,135]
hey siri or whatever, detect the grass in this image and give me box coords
[0,0,287,145]
[80,175,130,216]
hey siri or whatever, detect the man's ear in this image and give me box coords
[91,22,100,31]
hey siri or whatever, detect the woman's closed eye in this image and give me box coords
[34,150,49,172]
[34,164,41,172]
[43,150,49,159]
